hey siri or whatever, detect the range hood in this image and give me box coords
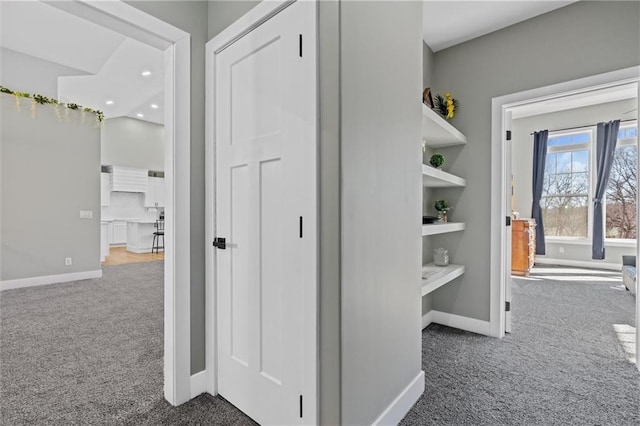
[107,165,149,192]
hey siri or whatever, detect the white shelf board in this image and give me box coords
[422,165,466,188]
[422,222,465,236]
[421,263,465,296]
[422,104,466,148]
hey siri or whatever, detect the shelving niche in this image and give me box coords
[422,103,466,297]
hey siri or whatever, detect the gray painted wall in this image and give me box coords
[511,98,637,266]
[125,0,209,374]
[430,1,640,320]
[340,2,423,424]
[0,47,87,99]
[208,0,260,40]
[101,117,164,171]
[0,96,100,281]
[317,0,341,424]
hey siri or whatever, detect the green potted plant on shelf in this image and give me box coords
[429,153,445,169]
[434,199,450,223]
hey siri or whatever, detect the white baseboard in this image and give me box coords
[190,370,208,399]
[372,370,425,426]
[535,257,620,271]
[421,310,433,329]
[1,270,103,291]
[424,310,492,336]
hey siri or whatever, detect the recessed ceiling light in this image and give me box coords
[137,113,144,118]
[141,70,151,76]
[150,104,159,109]
[105,100,114,105]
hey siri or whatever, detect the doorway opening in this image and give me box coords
[491,66,640,370]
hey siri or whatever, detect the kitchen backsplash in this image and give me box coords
[101,192,161,221]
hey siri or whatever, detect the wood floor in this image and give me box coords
[102,246,164,266]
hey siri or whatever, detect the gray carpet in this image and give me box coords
[401,267,640,426]
[3,264,639,425]
[0,262,255,426]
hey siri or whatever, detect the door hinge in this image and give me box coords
[506,130,512,141]
[505,301,511,312]
[213,237,226,249]
[506,216,511,226]
[299,34,302,57]
[299,395,303,418]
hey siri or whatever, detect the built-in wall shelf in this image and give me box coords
[422,165,466,188]
[422,222,465,236]
[422,104,466,148]
[421,263,465,296]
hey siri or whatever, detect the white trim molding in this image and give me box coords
[190,370,208,399]
[535,257,621,271]
[372,371,425,426]
[1,270,102,292]
[430,310,492,336]
[421,310,434,329]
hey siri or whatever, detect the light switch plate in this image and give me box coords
[79,210,93,219]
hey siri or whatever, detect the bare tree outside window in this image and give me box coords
[605,144,637,239]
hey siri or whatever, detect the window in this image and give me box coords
[541,123,638,241]
[605,125,637,239]
[541,132,591,238]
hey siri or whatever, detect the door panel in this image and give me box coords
[213,2,316,425]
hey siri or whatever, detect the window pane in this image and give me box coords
[556,152,571,172]
[541,196,588,237]
[572,150,589,172]
[548,133,590,147]
[606,144,637,239]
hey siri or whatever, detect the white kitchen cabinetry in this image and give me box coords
[126,220,156,253]
[109,166,149,192]
[101,173,111,206]
[111,220,127,245]
[145,177,165,208]
[422,103,466,300]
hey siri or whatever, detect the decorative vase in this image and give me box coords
[437,210,448,223]
[434,248,449,266]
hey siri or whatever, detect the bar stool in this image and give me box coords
[152,220,165,254]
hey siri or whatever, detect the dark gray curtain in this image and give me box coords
[531,130,549,255]
[592,120,620,260]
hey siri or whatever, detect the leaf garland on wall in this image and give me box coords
[0,85,104,125]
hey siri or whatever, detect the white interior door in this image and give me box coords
[213,2,317,425]
[504,109,513,333]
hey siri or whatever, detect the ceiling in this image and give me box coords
[0,1,164,125]
[423,1,579,52]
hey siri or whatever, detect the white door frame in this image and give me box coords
[490,67,640,362]
[205,0,319,416]
[49,0,193,404]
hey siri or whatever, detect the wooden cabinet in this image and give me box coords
[511,218,536,276]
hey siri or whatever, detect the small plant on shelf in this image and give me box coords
[429,153,445,169]
[434,199,450,223]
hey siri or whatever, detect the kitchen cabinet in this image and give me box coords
[511,218,536,276]
[126,220,157,253]
[101,173,111,206]
[112,220,127,245]
[109,166,148,192]
[145,177,165,208]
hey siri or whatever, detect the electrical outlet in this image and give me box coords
[79,210,93,219]
[559,247,564,254]
[65,257,72,266]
